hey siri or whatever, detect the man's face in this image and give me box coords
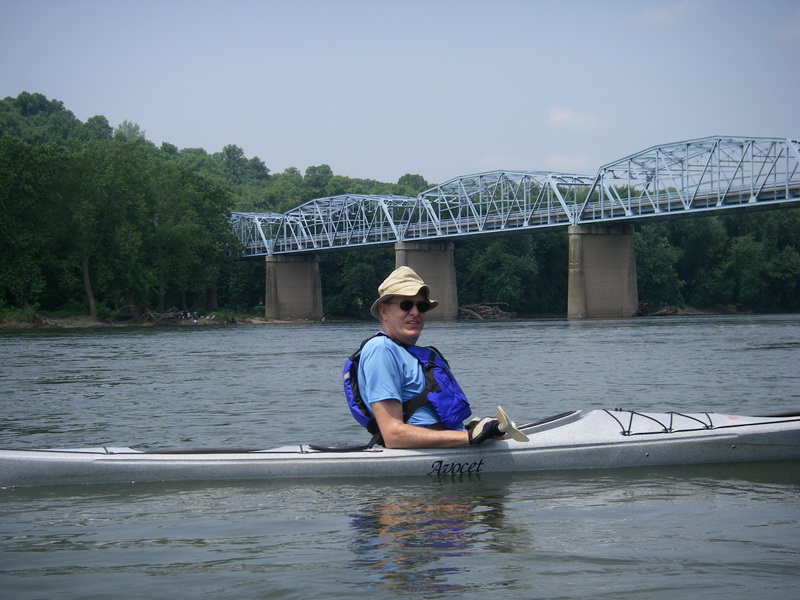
[378,293,430,346]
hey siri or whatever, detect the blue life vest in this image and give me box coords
[343,334,472,441]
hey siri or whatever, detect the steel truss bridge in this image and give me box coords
[231,136,800,257]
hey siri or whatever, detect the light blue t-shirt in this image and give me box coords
[357,334,440,426]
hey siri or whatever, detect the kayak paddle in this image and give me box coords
[496,405,530,442]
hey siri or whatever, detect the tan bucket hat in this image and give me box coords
[370,266,439,320]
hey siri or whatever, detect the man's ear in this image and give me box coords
[377,302,388,321]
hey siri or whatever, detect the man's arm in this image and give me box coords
[371,399,470,448]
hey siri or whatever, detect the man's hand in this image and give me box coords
[467,417,503,445]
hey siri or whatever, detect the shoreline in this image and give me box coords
[0,315,297,330]
[0,305,778,330]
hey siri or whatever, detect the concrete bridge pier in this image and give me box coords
[568,224,638,319]
[395,242,458,320]
[265,254,323,320]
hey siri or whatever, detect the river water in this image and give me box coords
[1,314,799,599]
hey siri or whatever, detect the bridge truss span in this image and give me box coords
[577,136,800,223]
[413,171,595,239]
[231,171,594,256]
[231,136,799,257]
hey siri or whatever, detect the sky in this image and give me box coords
[1,0,799,185]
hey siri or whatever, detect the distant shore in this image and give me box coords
[0,314,294,330]
[0,304,769,331]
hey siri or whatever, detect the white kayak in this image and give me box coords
[2,408,799,488]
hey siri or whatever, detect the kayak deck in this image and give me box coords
[2,409,799,488]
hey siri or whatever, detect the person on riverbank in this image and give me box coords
[344,266,504,448]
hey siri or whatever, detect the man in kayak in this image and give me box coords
[348,266,504,448]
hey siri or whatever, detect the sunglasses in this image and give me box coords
[387,300,433,313]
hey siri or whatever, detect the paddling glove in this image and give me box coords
[468,417,503,445]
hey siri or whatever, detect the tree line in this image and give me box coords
[1,91,798,321]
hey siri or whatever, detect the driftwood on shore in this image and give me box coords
[458,303,516,320]
[109,305,181,324]
[110,306,232,325]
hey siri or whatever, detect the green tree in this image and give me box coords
[262,168,307,212]
[81,115,113,141]
[0,138,67,311]
[666,217,728,308]
[765,245,800,309]
[456,236,540,311]
[217,258,265,310]
[526,231,568,314]
[64,139,151,317]
[397,173,429,194]
[634,224,684,308]
[305,164,333,192]
[723,234,769,308]
[113,120,147,142]
[0,92,86,144]
[214,144,248,185]
[167,171,235,310]
[320,249,395,318]
[175,147,224,179]
[723,210,800,310]
[322,175,354,197]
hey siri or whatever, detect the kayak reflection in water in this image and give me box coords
[348,483,518,594]
[345,266,505,449]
